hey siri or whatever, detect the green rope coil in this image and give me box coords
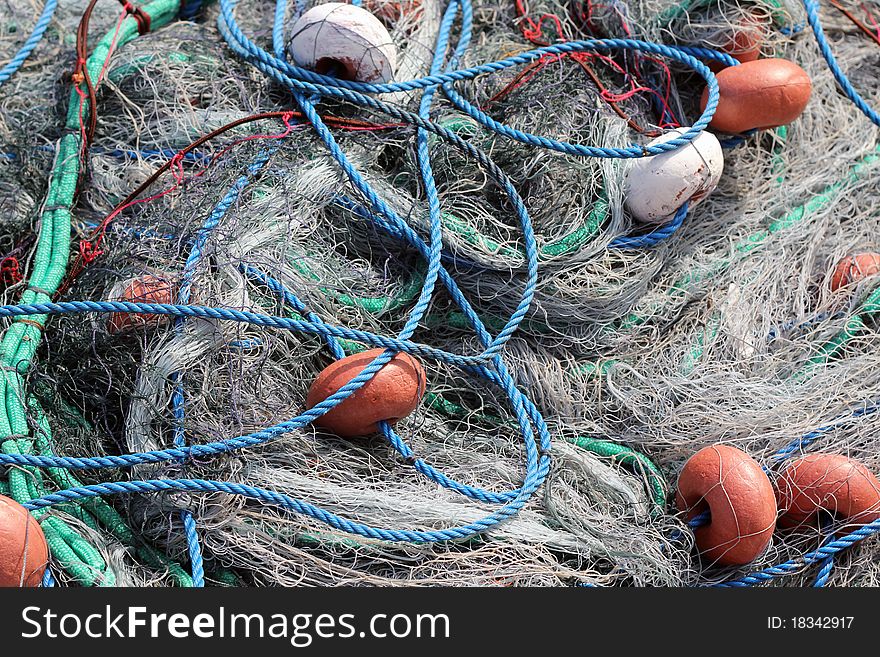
[0,0,182,586]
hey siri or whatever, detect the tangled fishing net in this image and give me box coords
[0,0,878,587]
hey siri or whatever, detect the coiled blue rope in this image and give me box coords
[15,0,877,585]
[216,0,733,260]
[0,0,555,549]
[218,0,723,159]
[0,0,58,88]
[0,304,550,542]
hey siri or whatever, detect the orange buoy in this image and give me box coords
[700,58,812,133]
[306,348,426,437]
[776,454,880,534]
[676,444,777,565]
[106,274,175,334]
[829,253,880,292]
[707,14,764,72]
[0,495,49,587]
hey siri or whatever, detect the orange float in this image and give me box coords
[306,348,427,437]
[700,59,812,133]
[106,274,175,334]
[776,454,880,534]
[676,444,777,565]
[829,253,880,291]
[0,495,49,587]
[707,14,764,72]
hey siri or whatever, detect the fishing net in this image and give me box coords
[0,0,879,587]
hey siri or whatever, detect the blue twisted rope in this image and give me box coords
[217,0,723,160]
[715,517,880,587]
[41,566,55,587]
[770,400,880,463]
[0,301,498,365]
[167,148,278,588]
[21,477,543,543]
[812,520,836,587]
[244,265,530,504]
[813,553,834,587]
[216,0,736,253]
[802,0,880,128]
[610,202,689,249]
[0,0,58,88]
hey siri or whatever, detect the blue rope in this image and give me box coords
[223,0,725,251]
[167,148,278,588]
[0,301,500,365]
[802,0,880,128]
[715,518,880,587]
[180,0,204,20]
[719,129,757,149]
[609,202,689,249]
[217,0,723,160]
[770,400,880,463]
[0,0,58,88]
[767,311,843,341]
[21,477,541,543]
[41,566,55,587]
[280,0,544,506]
[812,520,836,587]
[813,553,834,587]
[242,264,527,503]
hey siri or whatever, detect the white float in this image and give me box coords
[624,127,724,224]
[288,3,398,84]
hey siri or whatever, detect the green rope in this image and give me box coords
[796,287,880,376]
[0,0,182,587]
[655,0,790,30]
[565,436,667,516]
[619,144,880,331]
[289,254,426,313]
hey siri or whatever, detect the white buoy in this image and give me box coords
[288,3,398,84]
[624,127,724,224]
